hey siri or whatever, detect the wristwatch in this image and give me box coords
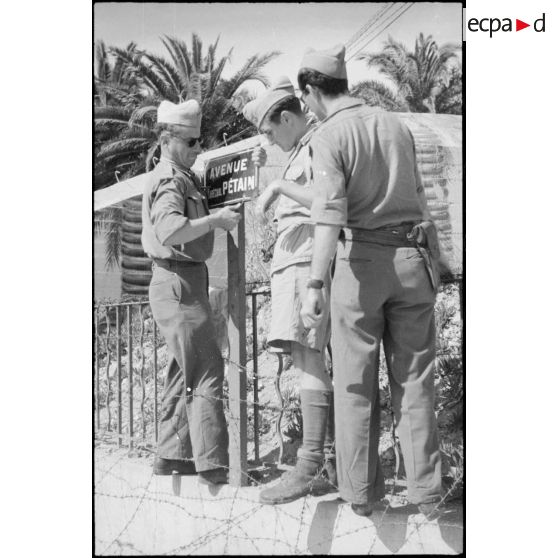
[306,278,324,289]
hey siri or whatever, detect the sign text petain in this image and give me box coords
[204,148,259,208]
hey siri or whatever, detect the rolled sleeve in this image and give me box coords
[309,134,348,227]
[150,177,189,245]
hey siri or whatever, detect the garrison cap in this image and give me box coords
[242,76,296,130]
[298,44,347,80]
[157,99,202,135]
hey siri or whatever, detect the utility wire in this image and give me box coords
[345,3,393,54]
[345,3,410,61]
[347,2,415,61]
[345,4,401,58]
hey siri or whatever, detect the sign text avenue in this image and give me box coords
[204,148,259,208]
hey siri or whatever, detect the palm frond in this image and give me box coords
[129,105,158,131]
[350,79,410,112]
[192,33,203,72]
[161,35,192,84]
[142,52,183,101]
[219,51,281,98]
[97,138,153,160]
[94,105,132,121]
[205,54,231,107]
[95,40,110,81]
[205,35,221,73]
[110,46,172,100]
[104,205,123,271]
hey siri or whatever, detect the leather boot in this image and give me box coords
[198,467,228,485]
[153,457,196,476]
[259,456,327,505]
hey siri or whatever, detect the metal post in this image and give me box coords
[105,313,112,431]
[95,308,100,432]
[251,292,259,463]
[153,317,158,444]
[116,305,122,447]
[139,304,146,442]
[127,305,134,450]
[227,204,248,486]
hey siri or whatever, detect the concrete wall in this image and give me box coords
[95,448,463,555]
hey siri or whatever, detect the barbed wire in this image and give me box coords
[94,284,462,554]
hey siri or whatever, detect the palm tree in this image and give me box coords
[350,79,410,112]
[355,33,461,114]
[95,35,279,299]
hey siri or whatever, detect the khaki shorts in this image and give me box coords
[267,262,331,354]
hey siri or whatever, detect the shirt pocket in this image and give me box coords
[185,193,206,220]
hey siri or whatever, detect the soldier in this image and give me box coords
[242,77,336,504]
[298,45,443,516]
[142,99,242,484]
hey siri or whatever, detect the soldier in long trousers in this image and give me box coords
[142,100,243,484]
[298,45,442,516]
[242,77,336,504]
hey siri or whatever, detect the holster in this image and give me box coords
[408,221,441,291]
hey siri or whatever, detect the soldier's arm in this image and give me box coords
[151,177,240,245]
[307,133,347,280]
[273,179,314,209]
[309,224,340,281]
[150,177,211,245]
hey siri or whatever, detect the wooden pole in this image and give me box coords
[227,204,248,486]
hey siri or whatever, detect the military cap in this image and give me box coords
[157,99,202,135]
[299,44,347,79]
[242,76,296,130]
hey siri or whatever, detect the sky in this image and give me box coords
[94,2,463,94]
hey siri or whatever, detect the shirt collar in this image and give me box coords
[321,96,365,124]
[159,156,192,177]
[285,124,316,168]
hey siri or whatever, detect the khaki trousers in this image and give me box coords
[331,239,441,505]
[149,262,228,471]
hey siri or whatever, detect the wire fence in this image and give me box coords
[94,280,463,555]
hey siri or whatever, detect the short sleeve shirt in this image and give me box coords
[141,159,214,262]
[309,99,424,230]
[271,127,315,274]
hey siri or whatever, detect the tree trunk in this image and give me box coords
[121,196,151,298]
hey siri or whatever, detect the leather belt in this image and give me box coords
[342,222,419,248]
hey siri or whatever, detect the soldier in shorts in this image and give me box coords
[243,77,336,504]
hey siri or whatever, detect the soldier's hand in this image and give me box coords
[255,181,281,225]
[252,146,267,168]
[301,287,324,329]
[211,204,242,231]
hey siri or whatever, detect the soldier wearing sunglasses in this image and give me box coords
[141,100,244,485]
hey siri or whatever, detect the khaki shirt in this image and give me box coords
[271,127,315,274]
[309,98,426,231]
[141,159,214,262]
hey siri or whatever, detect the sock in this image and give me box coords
[298,390,333,465]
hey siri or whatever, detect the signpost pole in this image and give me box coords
[227,203,248,487]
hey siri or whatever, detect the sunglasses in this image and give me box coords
[174,135,201,148]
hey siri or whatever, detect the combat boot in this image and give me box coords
[259,457,328,505]
[322,455,337,487]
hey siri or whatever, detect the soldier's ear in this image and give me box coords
[281,110,293,125]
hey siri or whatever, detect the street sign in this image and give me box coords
[204,148,259,208]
